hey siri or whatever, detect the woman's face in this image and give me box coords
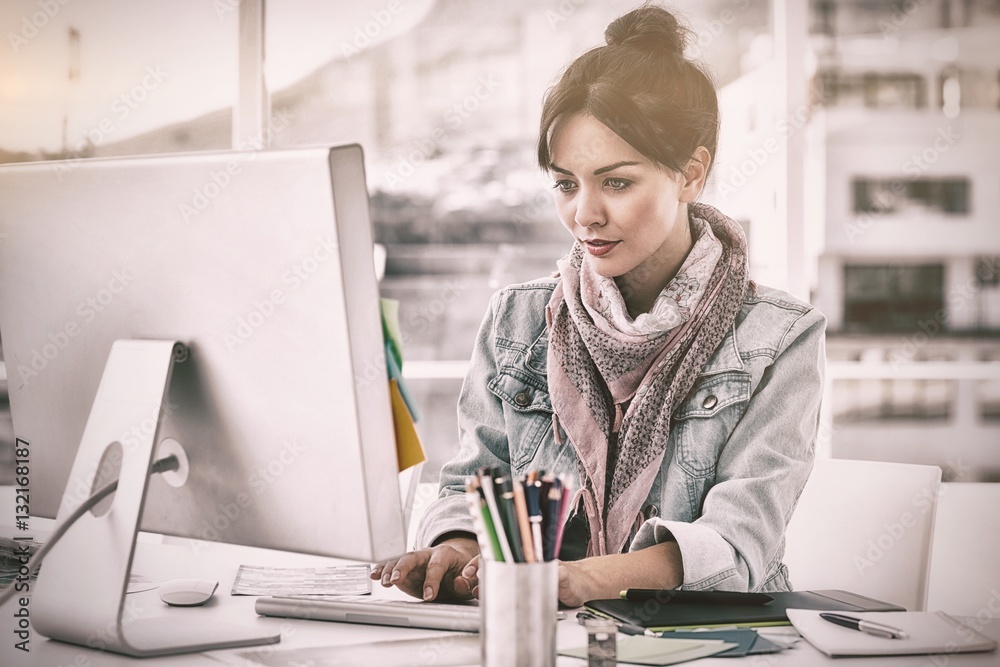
[548,113,696,286]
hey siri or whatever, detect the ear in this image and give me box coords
[679,146,711,203]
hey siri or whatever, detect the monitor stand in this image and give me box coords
[32,340,281,657]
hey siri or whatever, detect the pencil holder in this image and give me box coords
[480,559,558,667]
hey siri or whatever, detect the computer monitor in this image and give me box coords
[0,145,408,655]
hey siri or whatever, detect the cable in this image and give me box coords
[0,455,179,608]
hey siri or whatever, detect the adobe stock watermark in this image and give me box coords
[545,0,587,29]
[690,0,751,54]
[382,75,501,190]
[189,438,307,557]
[354,277,465,391]
[510,188,553,226]
[921,590,1000,666]
[60,398,181,513]
[223,234,337,352]
[12,268,134,387]
[7,0,73,53]
[340,0,403,59]
[85,597,144,653]
[879,0,930,38]
[888,256,997,368]
[715,81,834,201]
[853,458,970,576]
[178,110,293,223]
[53,65,170,182]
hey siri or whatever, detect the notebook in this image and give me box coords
[786,609,998,657]
[255,595,480,632]
[585,589,903,631]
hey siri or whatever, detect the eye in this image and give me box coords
[605,178,632,191]
[552,179,577,193]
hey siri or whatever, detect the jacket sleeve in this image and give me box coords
[632,305,827,591]
[415,290,513,549]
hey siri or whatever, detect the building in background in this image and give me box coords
[712,0,1000,481]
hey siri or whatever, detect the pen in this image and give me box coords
[511,478,536,563]
[552,476,571,557]
[496,474,526,562]
[466,477,503,561]
[819,613,909,640]
[524,479,545,562]
[479,469,514,562]
[542,476,561,562]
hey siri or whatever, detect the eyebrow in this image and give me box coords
[549,161,641,176]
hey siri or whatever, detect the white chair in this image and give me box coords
[926,483,1000,616]
[783,458,942,611]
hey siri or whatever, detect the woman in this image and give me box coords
[372,4,825,608]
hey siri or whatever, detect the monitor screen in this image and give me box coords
[0,145,407,562]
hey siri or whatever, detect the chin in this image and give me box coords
[584,256,629,279]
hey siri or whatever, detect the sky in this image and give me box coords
[0,0,436,153]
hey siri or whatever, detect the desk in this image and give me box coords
[2,501,1000,665]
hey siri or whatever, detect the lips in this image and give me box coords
[581,239,620,257]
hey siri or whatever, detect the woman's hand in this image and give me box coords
[557,559,604,608]
[557,541,684,607]
[371,537,480,601]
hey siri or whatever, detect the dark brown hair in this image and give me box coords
[537,4,719,177]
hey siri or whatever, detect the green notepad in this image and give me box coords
[560,636,737,665]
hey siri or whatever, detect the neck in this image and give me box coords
[616,214,694,318]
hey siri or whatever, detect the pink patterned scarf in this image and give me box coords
[545,202,751,556]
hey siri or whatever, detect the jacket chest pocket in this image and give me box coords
[671,371,751,478]
[488,368,553,472]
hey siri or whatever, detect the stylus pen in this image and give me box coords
[819,613,908,639]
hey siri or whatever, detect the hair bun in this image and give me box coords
[605,6,687,58]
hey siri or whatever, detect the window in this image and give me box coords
[980,381,1000,422]
[843,264,944,333]
[980,349,1000,422]
[818,71,926,109]
[852,177,970,215]
[832,378,955,423]
[977,256,1000,288]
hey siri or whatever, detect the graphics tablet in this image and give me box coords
[585,589,905,631]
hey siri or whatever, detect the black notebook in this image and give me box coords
[585,589,905,631]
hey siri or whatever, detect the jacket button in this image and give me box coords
[514,391,531,407]
[702,394,718,410]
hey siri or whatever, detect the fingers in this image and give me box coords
[368,551,433,600]
[456,554,482,599]
[422,548,456,601]
[461,554,480,581]
[371,543,481,601]
[557,561,583,608]
[370,558,400,584]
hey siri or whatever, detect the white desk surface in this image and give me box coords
[2,495,999,666]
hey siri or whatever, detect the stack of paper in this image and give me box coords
[787,609,997,657]
[231,564,372,596]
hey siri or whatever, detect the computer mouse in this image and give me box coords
[158,578,219,607]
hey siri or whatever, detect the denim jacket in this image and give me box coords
[416,277,827,593]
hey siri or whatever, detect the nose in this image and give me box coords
[573,186,605,228]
